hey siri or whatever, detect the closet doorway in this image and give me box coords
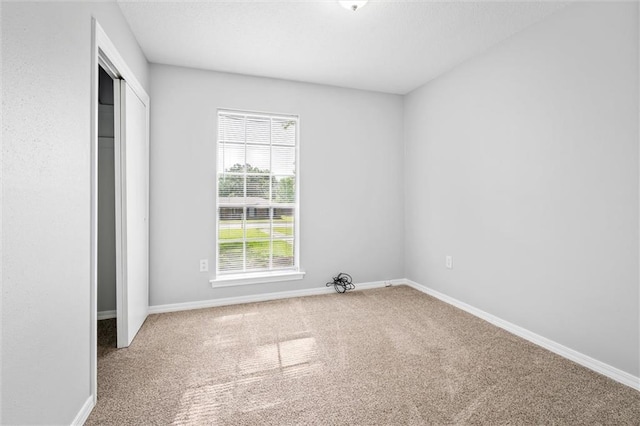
[97,65,117,322]
[92,19,150,403]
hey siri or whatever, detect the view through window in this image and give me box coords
[216,110,299,275]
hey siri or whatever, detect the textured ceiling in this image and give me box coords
[118,1,567,94]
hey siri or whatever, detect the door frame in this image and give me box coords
[90,18,150,406]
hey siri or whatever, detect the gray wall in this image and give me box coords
[1,2,149,424]
[149,64,404,306]
[404,2,639,376]
[98,103,117,313]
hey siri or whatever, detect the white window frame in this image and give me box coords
[211,108,304,287]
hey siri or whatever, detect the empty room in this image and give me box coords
[2,0,639,424]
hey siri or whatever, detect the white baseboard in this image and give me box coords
[403,279,640,391]
[71,395,94,426]
[148,279,396,315]
[97,310,116,320]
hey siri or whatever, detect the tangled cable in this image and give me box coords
[326,272,355,294]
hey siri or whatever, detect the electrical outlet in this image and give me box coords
[446,256,453,269]
[199,259,209,272]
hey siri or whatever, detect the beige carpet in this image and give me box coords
[87,285,640,425]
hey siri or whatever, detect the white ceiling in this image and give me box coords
[118,1,568,94]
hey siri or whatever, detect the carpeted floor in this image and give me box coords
[86,285,640,425]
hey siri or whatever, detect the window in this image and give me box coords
[214,109,302,285]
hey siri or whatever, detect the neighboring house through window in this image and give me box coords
[214,109,302,284]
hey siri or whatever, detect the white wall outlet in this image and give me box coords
[446,256,453,269]
[199,259,209,272]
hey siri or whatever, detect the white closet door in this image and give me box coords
[115,80,149,348]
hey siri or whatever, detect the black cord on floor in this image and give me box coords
[326,272,355,293]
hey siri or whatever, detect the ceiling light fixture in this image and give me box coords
[338,0,368,12]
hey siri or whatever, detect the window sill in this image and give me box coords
[210,270,306,288]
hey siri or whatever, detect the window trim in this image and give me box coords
[210,270,306,288]
[214,108,302,285]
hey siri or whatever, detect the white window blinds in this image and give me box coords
[216,110,299,275]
